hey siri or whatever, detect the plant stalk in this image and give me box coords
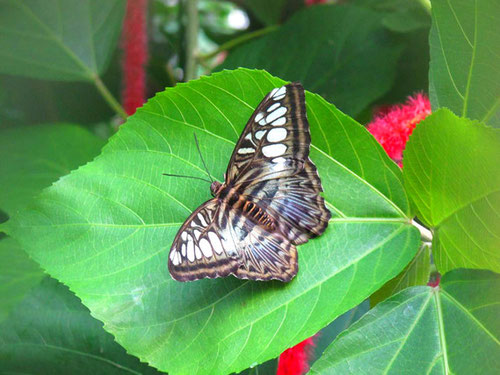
[93,75,127,120]
[184,0,199,81]
[412,219,433,243]
[198,25,278,61]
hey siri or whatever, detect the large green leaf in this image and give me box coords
[0,277,161,374]
[0,123,105,217]
[370,244,430,306]
[241,0,289,25]
[5,69,419,374]
[404,109,500,274]
[0,237,44,322]
[0,0,125,81]
[309,269,500,375]
[429,0,500,127]
[220,5,402,117]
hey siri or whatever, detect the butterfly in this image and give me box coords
[168,82,331,282]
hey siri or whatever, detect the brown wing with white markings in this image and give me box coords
[168,199,297,282]
[228,82,331,244]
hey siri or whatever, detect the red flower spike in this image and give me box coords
[122,0,148,116]
[305,0,328,6]
[368,93,431,167]
[277,337,316,375]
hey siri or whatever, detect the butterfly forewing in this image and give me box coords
[169,82,330,282]
[168,200,240,281]
[226,84,311,182]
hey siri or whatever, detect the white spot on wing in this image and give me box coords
[195,246,202,260]
[187,236,195,262]
[255,112,264,122]
[169,251,176,261]
[262,144,287,157]
[266,107,287,123]
[193,229,201,240]
[181,232,187,241]
[238,147,255,155]
[258,118,267,125]
[208,232,224,255]
[273,157,287,164]
[199,238,213,257]
[197,213,208,227]
[269,88,278,97]
[271,117,287,126]
[181,243,187,257]
[267,127,287,142]
[255,130,265,140]
[273,86,286,98]
[267,102,280,112]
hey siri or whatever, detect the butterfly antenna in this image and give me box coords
[193,132,214,183]
[162,173,212,183]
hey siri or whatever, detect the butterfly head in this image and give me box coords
[210,181,223,197]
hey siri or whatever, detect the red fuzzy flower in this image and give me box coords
[305,0,328,6]
[368,93,431,167]
[277,337,316,375]
[121,0,148,116]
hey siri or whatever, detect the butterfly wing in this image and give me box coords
[169,199,297,282]
[226,83,310,182]
[229,82,331,244]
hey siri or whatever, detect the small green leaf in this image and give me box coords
[0,237,44,322]
[370,243,430,307]
[0,0,125,81]
[220,5,402,117]
[0,123,105,216]
[0,277,162,374]
[429,0,500,127]
[404,109,500,274]
[310,269,500,375]
[5,69,419,374]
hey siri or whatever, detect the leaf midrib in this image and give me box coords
[13,1,95,79]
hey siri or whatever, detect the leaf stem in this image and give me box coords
[92,75,127,120]
[198,25,278,61]
[412,219,433,243]
[184,0,199,81]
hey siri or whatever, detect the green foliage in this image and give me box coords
[310,269,500,375]
[0,124,105,217]
[0,277,162,374]
[370,244,430,307]
[0,0,125,81]
[404,109,500,274]
[429,0,500,127]
[1,1,498,373]
[241,0,290,25]
[4,69,419,374]
[0,237,44,322]
[220,4,402,117]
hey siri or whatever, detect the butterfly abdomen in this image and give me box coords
[242,200,276,232]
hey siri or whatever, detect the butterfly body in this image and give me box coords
[168,83,331,282]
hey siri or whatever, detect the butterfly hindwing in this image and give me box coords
[169,199,298,282]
